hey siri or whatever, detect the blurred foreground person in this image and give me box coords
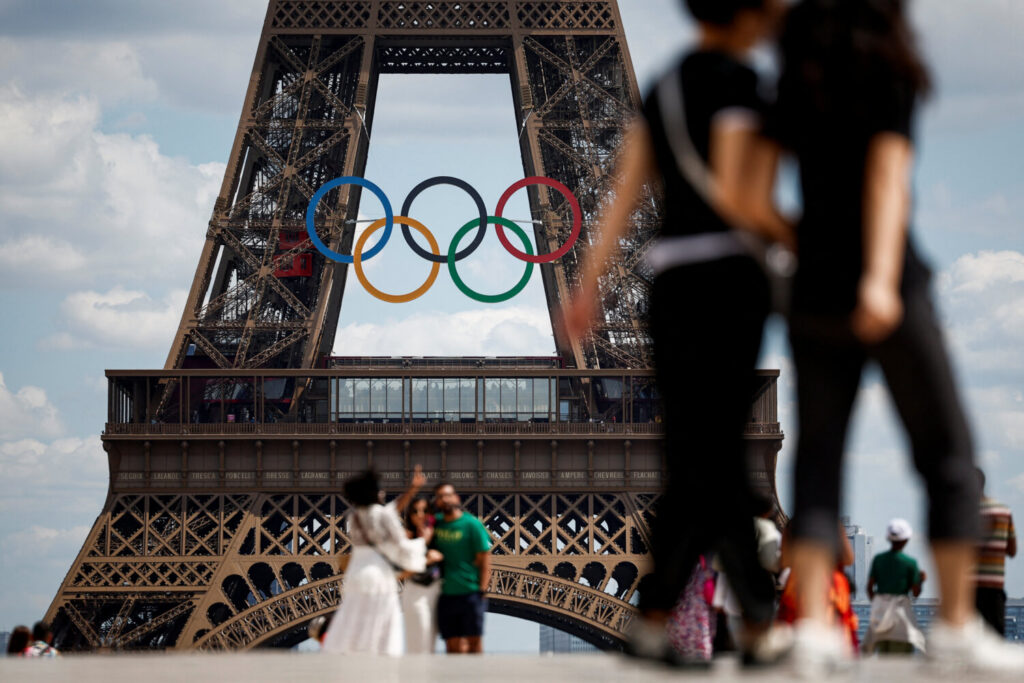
[294,616,328,652]
[712,498,784,651]
[25,621,59,657]
[564,0,793,667]
[975,469,1017,635]
[666,555,717,661]
[751,0,1024,674]
[400,496,443,654]
[777,523,858,655]
[6,625,31,656]
[431,483,492,654]
[862,518,926,655]
[322,468,438,655]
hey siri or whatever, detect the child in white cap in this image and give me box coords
[861,518,927,654]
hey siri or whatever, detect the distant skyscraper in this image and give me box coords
[842,516,875,600]
[539,624,598,654]
[1006,599,1024,642]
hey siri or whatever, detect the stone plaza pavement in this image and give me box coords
[0,652,1007,682]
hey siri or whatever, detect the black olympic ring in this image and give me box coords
[399,176,489,264]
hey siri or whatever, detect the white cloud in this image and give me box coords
[0,435,107,627]
[0,373,62,441]
[912,1,1024,122]
[940,250,1024,294]
[40,286,187,351]
[0,437,106,487]
[1,524,92,560]
[918,184,1024,245]
[0,2,261,115]
[937,250,1024,374]
[371,75,524,146]
[966,386,1024,452]
[0,38,158,106]
[0,235,87,273]
[334,305,556,357]
[0,87,224,290]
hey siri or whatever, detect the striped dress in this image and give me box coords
[974,498,1016,589]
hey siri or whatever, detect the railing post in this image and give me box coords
[329,440,337,486]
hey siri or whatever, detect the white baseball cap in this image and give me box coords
[886,518,913,542]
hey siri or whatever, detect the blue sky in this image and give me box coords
[1,0,1024,648]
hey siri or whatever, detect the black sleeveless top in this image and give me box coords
[765,68,932,315]
[641,50,767,239]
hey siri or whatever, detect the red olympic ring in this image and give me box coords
[494,176,582,264]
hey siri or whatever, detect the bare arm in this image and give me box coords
[1008,516,1017,558]
[838,523,855,567]
[393,464,426,514]
[562,119,657,341]
[713,124,795,249]
[475,551,492,593]
[912,569,926,598]
[852,133,914,344]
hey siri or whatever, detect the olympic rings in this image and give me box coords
[448,217,534,304]
[303,175,581,303]
[352,216,441,304]
[494,176,582,263]
[306,176,394,264]
[400,176,488,264]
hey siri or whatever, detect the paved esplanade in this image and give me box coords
[0,654,993,682]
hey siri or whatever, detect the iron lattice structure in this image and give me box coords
[46,2,785,651]
[166,0,657,373]
[53,488,659,650]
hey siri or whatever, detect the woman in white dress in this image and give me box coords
[399,497,443,654]
[322,468,436,656]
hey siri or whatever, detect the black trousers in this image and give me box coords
[789,285,980,549]
[639,256,776,624]
[977,587,1007,635]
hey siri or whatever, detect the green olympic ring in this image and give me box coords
[447,216,534,304]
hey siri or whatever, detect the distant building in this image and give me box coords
[539,624,598,653]
[842,516,875,600]
[1006,599,1024,642]
[854,598,1024,644]
[0,630,9,653]
[852,600,870,644]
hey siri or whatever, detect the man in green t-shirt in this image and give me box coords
[863,518,927,654]
[431,482,493,654]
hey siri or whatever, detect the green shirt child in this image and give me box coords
[868,518,926,599]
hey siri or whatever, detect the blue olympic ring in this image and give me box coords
[305,176,394,264]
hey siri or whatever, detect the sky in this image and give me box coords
[1,0,1024,650]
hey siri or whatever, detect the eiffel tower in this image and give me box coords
[45,1,784,651]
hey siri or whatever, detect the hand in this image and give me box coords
[562,285,598,343]
[851,275,903,344]
[411,464,426,489]
[426,549,443,564]
[919,570,927,583]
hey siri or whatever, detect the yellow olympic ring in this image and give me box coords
[352,216,441,303]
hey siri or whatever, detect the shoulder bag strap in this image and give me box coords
[352,508,404,571]
[656,70,719,208]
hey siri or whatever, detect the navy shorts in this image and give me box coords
[437,592,486,639]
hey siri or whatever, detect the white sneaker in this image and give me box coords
[928,616,1024,675]
[742,622,795,667]
[790,619,854,679]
